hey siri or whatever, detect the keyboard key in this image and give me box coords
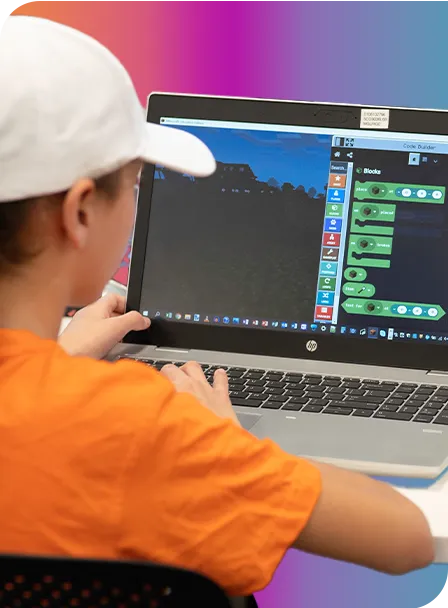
[305,378,322,385]
[322,380,341,387]
[325,376,342,381]
[286,382,302,389]
[434,412,448,425]
[347,389,366,397]
[421,384,437,390]
[266,381,286,389]
[230,377,246,385]
[420,408,438,417]
[401,406,419,414]
[415,389,435,396]
[326,400,351,408]
[264,387,284,395]
[245,372,264,380]
[230,391,248,399]
[327,387,346,394]
[435,389,448,397]
[344,377,361,382]
[264,394,289,403]
[246,379,264,387]
[406,399,426,407]
[346,396,384,404]
[393,392,412,400]
[374,411,413,421]
[308,398,330,407]
[324,407,353,415]
[262,401,282,410]
[265,373,284,381]
[284,374,303,382]
[286,389,306,397]
[381,381,399,388]
[229,384,245,392]
[385,398,406,406]
[426,401,444,409]
[379,405,399,412]
[353,409,374,417]
[400,383,417,389]
[342,382,361,389]
[282,402,304,411]
[305,374,322,380]
[243,386,264,394]
[231,398,263,408]
[428,395,448,403]
[305,385,326,393]
[365,390,390,399]
[434,415,448,425]
[288,397,309,405]
[413,415,434,423]
[361,379,380,385]
[303,405,325,413]
[227,369,244,378]
[396,385,415,394]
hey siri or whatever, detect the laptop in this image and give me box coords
[109,94,448,479]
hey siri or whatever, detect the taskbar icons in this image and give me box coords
[143,311,448,343]
[146,310,308,330]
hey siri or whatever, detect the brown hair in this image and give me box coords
[0,171,122,275]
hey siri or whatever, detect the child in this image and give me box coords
[0,16,433,597]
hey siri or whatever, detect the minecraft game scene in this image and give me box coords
[141,126,331,323]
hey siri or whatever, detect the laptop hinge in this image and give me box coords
[154,347,190,354]
[427,370,448,377]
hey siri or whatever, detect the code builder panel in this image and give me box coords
[314,136,448,334]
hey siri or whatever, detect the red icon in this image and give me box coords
[322,232,341,247]
[315,306,333,321]
[262,320,269,327]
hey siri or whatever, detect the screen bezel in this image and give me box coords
[125,94,448,371]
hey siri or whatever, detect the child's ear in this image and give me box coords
[61,179,95,248]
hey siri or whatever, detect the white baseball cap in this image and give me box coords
[0,16,216,203]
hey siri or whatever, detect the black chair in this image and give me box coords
[0,555,257,607]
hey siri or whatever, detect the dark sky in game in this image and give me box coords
[180,126,331,192]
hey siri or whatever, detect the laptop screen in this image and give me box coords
[139,116,448,346]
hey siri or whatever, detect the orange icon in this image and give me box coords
[329,173,347,188]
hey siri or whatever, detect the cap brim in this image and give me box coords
[139,122,216,178]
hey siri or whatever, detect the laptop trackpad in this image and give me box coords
[237,412,262,431]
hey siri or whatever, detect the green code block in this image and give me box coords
[350,202,396,235]
[344,267,367,282]
[342,298,446,321]
[342,282,376,298]
[347,234,393,268]
[354,181,445,204]
[318,276,336,291]
[326,203,344,218]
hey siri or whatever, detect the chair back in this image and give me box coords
[0,555,233,607]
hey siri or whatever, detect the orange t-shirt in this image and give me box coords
[0,329,322,596]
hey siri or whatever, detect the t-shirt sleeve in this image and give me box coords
[118,385,322,596]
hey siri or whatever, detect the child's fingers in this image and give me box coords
[161,364,191,392]
[213,369,229,392]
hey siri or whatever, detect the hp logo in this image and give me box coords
[306,340,318,353]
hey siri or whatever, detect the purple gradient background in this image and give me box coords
[12,2,448,606]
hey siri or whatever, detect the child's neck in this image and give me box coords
[0,269,68,340]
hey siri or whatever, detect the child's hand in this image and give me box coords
[58,294,150,359]
[161,361,241,426]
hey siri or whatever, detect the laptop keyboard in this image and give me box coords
[119,358,448,426]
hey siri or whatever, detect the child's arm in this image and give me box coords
[160,362,435,579]
[294,461,434,574]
